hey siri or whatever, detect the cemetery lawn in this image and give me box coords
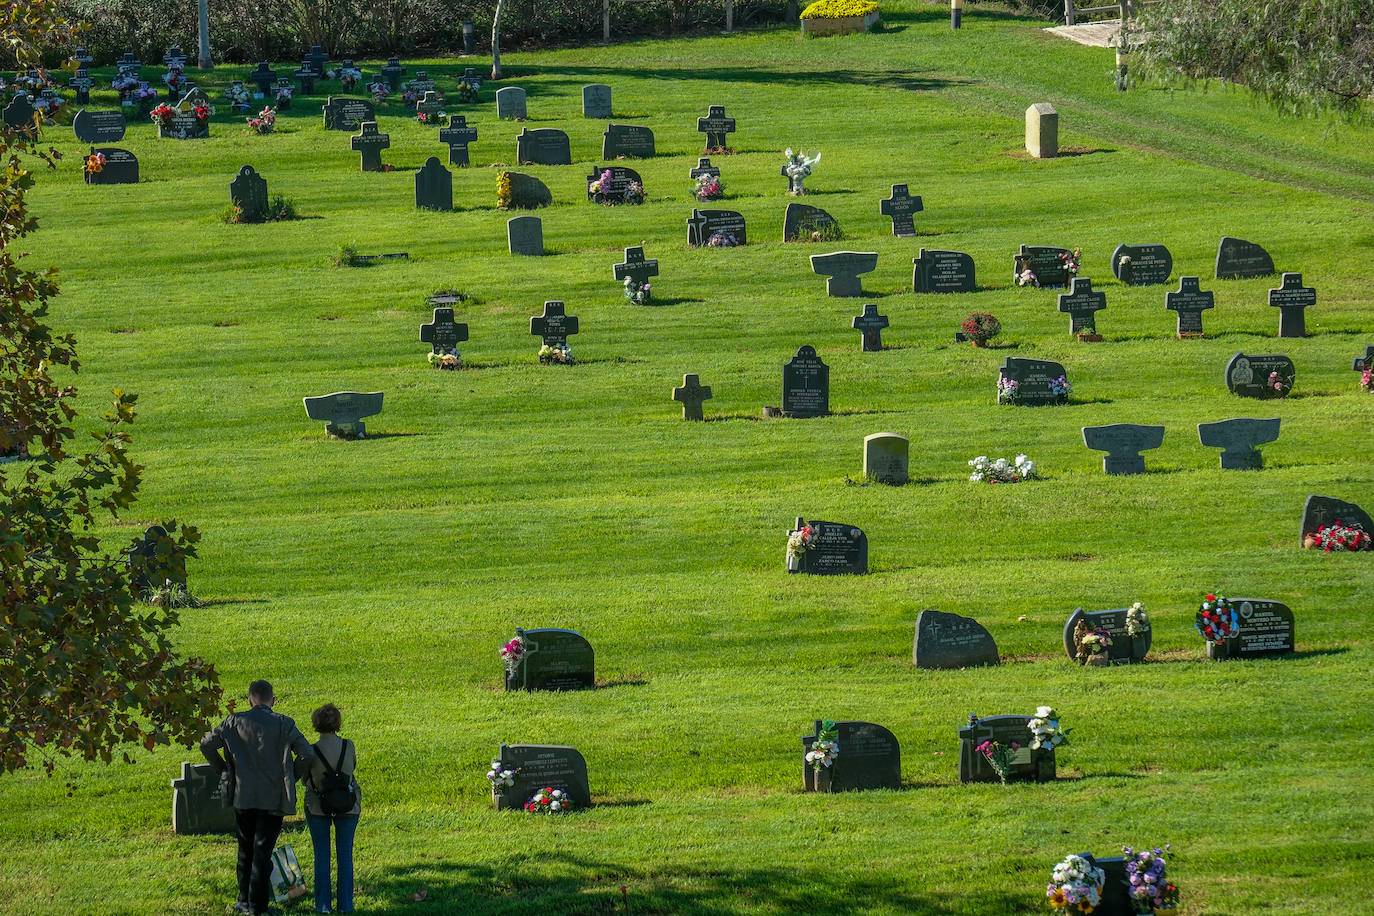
[6,2,1374,913]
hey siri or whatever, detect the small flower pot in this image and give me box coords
[1302,533,1318,549]
[1206,637,1239,660]
[813,766,832,793]
[801,10,881,35]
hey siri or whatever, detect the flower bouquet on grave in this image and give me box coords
[427,348,462,370]
[1028,706,1069,751]
[1196,594,1239,657]
[974,738,1021,785]
[694,173,724,201]
[456,74,482,103]
[1125,602,1150,637]
[486,758,520,795]
[500,635,526,675]
[1072,620,1112,665]
[706,230,739,248]
[961,313,1002,346]
[334,66,362,91]
[1122,845,1180,913]
[1361,367,1373,393]
[148,102,176,128]
[782,147,820,195]
[805,721,839,789]
[968,454,1038,483]
[1264,370,1291,398]
[193,103,212,123]
[538,343,573,365]
[525,786,572,814]
[82,151,106,175]
[996,376,1020,404]
[368,81,391,104]
[416,107,445,125]
[1015,256,1040,287]
[401,89,419,107]
[225,82,250,110]
[1305,521,1372,552]
[1059,247,1083,277]
[275,85,293,109]
[1047,854,1105,914]
[163,68,185,98]
[1049,375,1072,400]
[496,171,513,209]
[247,107,276,134]
[786,524,815,570]
[136,86,159,113]
[623,277,651,306]
[112,73,140,97]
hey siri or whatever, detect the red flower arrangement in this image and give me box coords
[193,104,211,122]
[1307,521,1372,552]
[1195,594,1239,642]
[148,103,175,126]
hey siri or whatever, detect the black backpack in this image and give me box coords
[313,740,357,816]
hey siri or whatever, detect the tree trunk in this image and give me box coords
[197,0,211,68]
[491,0,505,79]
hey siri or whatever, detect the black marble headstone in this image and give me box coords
[505,628,595,691]
[793,518,867,575]
[913,249,975,293]
[1215,236,1274,279]
[84,147,138,185]
[414,156,453,211]
[530,301,579,347]
[801,720,900,792]
[1111,243,1172,286]
[879,184,923,237]
[602,123,655,158]
[1225,352,1295,399]
[351,121,391,172]
[1231,599,1295,657]
[1062,607,1151,664]
[516,127,572,166]
[419,307,468,354]
[686,208,746,247]
[1300,495,1373,545]
[782,346,829,418]
[1057,277,1107,335]
[321,96,376,131]
[502,171,553,209]
[439,115,477,166]
[229,165,268,221]
[783,203,838,242]
[171,761,236,835]
[958,715,1054,784]
[913,610,999,669]
[696,104,735,149]
[998,357,1069,406]
[1165,276,1214,337]
[1014,244,1073,288]
[851,304,888,352]
[491,743,591,811]
[1268,272,1315,338]
[73,108,127,143]
[586,165,643,204]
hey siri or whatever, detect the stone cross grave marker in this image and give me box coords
[495,86,527,120]
[406,71,436,100]
[697,104,735,149]
[506,627,595,691]
[321,96,375,131]
[248,62,277,95]
[229,165,268,222]
[880,184,923,237]
[958,715,1055,784]
[999,357,1069,406]
[271,77,294,108]
[414,156,453,211]
[851,304,889,352]
[1082,424,1165,475]
[439,115,477,166]
[517,127,572,166]
[302,391,384,438]
[1300,495,1372,546]
[531,301,578,347]
[70,47,94,68]
[613,245,658,287]
[686,208,746,247]
[1013,244,1073,288]
[782,203,838,242]
[351,122,391,172]
[801,720,900,792]
[1215,236,1274,279]
[3,96,37,137]
[690,157,719,181]
[507,216,544,256]
[863,432,908,485]
[913,248,976,293]
[602,123,656,159]
[1269,272,1315,338]
[171,761,236,835]
[582,83,612,118]
[672,374,713,421]
[1025,102,1057,158]
[381,57,406,90]
[84,147,138,185]
[305,45,329,76]
[782,346,829,418]
[291,62,316,95]
[1198,417,1280,470]
[416,90,444,122]
[914,610,998,669]
[69,69,94,105]
[116,52,142,75]
[1057,277,1107,336]
[1166,276,1214,337]
[491,744,591,811]
[420,307,468,356]
[73,109,127,144]
[811,251,877,298]
[791,518,867,575]
[1225,352,1295,399]
[1063,607,1151,665]
[1112,242,1172,286]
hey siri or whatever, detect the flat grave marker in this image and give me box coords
[914,609,998,669]
[1269,272,1316,338]
[1197,417,1280,470]
[672,374,712,421]
[1082,423,1165,475]
[879,184,923,237]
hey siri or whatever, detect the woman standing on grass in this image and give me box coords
[304,703,360,914]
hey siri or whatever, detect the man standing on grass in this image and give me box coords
[201,680,315,915]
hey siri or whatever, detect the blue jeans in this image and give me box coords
[305,812,358,913]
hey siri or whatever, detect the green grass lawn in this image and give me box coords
[4,2,1374,913]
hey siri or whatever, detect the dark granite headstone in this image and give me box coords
[1225,352,1295,399]
[380,57,406,91]
[1268,272,1315,338]
[1013,244,1073,288]
[914,610,998,669]
[1082,424,1165,475]
[783,203,838,242]
[1077,854,1134,916]
[291,63,316,95]
[531,301,578,347]
[127,524,186,592]
[1165,276,1214,337]
[958,715,1054,784]
[157,88,210,139]
[1300,495,1373,545]
[3,95,37,137]
[1215,236,1274,279]
[696,104,735,149]
[84,147,138,185]
[1230,599,1295,657]
[115,52,142,75]
[1111,243,1172,286]
[68,69,94,105]
[782,346,829,418]
[302,391,384,438]
[420,307,468,354]
[507,216,544,256]
[602,123,655,159]
[801,720,900,792]
[505,627,594,691]
[502,172,552,210]
[672,374,712,421]
[70,47,94,69]
[811,251,877,298]
[248,62,277,95]
[998,357,1070,406]
[1062,607,1150,665]
[321,96,376,131]
[851,304,888,352]
[613,246,658,287]
[495,86,527,119]
[229,165,268,222]
[517,127,572,165]
[438,115,477,166]
[879,184,923,237]
[913,249,976,294]
[1354,345,1374,373]
[305,45,330,77]
[406,72,437,100]
[587,165,643,204]
[686,208,746,247]
[863,432,907,485]
[415,156,453,211]
[415,90,444,122]
[171,761,236,835]
[792,518,866,575]
[689,157,719,181]
[73,108,127,143]
[1197,417,1280,470]
[351,121,391,172]
[582,83,612,118]
[1057,277,1107,335]
[491,743,590,811]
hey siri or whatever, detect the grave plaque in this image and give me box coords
[686,208,746,247]
[248,62,277,95]
[171,761,236,836]
[229,165,268,222]
[159,88,211,140]
[913,249,976,294]
[1165,276,1214,337]
[914,610,998,669]
[1057,277,1107,335]
[495,86,527,119]
[998,357,1069,406]
[1215,236,1274,279]
[602,123,655,159]
[3,96,37,137]
[672,374,713,421]
[1268,272,1315,338]
[811,251,877,298]
[507,216,544,256]
[502,171,552,209]
[792,518,867,575]
[73,108,127,144]
[321,96,375,131]
[380,57,406,91]
[1111,243,1172,286]
[302,391,384,438]
[516,127,572,166]
[879,184,923,237]
[851,304,888,352]
[491,744,591,811]
[1025,102,1057,158]
[782,345,829,418]
[1062,607,1150,665]
[351,121,391,172]
[1225,352,1295,399]
[863,432,907,485]
[1014,245,1073,288]
[783,203,838,242]
[587,165,643,204]
[689,157,719,181]
[801,720,900,792]
[414,156,453,211]
[1230,599,1295,657]
[419,307,468,354]
[84,147,138,185]
[530,301,578,347]
[438,114,478,166]
[1300,495,1373,545]
[613,245,658,287]
[1082,424,1165,475]
[582,83,612,118]
[506,627,595,691]
[958,715,1054,784]
[1197,417,1280,470]
[697,104,735,149]
[68,69,94,105]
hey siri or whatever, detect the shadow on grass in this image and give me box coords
[1281,648,1348,660]
[594,675,650,689]
[499,64,971,97]
[639,296,705,307]
[202,598,271,607]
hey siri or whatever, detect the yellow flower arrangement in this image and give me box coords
[799,0,879,19]
[496,171,513,210]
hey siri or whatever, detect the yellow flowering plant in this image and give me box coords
[800,0,879,19]
[496,171,513,209]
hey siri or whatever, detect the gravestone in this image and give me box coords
[913,249,976,294]
[248,62,276,95]
[321,96,375,131]
[1215,236,1274,279]
[1300,495,1373,545]
[84,147,138,185]
[783,203,838,242]
[1268,272,1316,338]
[1062,607,1151,665]
[801,720,900,792]
[115,52,142,75]
[68,69,94,105]
[415,89,444,122]
[407,71,437,99]
[158,87,211,140]
[1227,599,1296,657]
[439,115,478,166]
[491,744,591,811]
[70,47,94,69]
[586,165,643,204]
[602,123,655,159]
[351,121,391,172]
[163,44,188,67]
[1111,243,1172,286]
[1013,245,1074,288]
[851,304,888,352]
[516,127,572,166]
[380,57,406,91]
[291,63,316,95]
[127,524,186,592]
[782,346,829,418]
[1354,345,1374,374]
[697,104,735,149]
[863,432,907,485]
[1198,417,1280,470]
[171,761,236,835]
[1075,855,1134,916]
[530,301,579,347]
[879,184,923,237]
[505,627,595,691]
[501,172,553,209]
[613,245,658,288]
[673,374,713,421]
[791,518,867,575]
[414,156,453,211]
[1165,276,1214,337]
[271,77,294,108]
[3,96,37,137]
[913,610,998,669]
[999,357,1070,406]
[582,83,612,118]
[686,208,747,247]
[229,165,268,222]
[958,715,1055,783]
[1057,277,1107,335]
[1225,352,1295,399]
[73,108,126,143]
[1082,424,1165,475]
[419,307,468,354]
[302,391,384,438]
[689,157,719,181]
[811,251,877,298]
[507,216,544,256]
[1025,102,1057,158]
[305,45,330,76]
[495,86,527,119]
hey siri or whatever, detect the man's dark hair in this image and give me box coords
[248,680,274,702]
[312,703,342,734]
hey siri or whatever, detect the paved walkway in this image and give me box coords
[1044,20,1121,47]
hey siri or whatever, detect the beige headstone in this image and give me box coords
[1026,102,1058,159]
[863,432,909,485]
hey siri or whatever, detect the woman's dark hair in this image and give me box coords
[311,703,342,734]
